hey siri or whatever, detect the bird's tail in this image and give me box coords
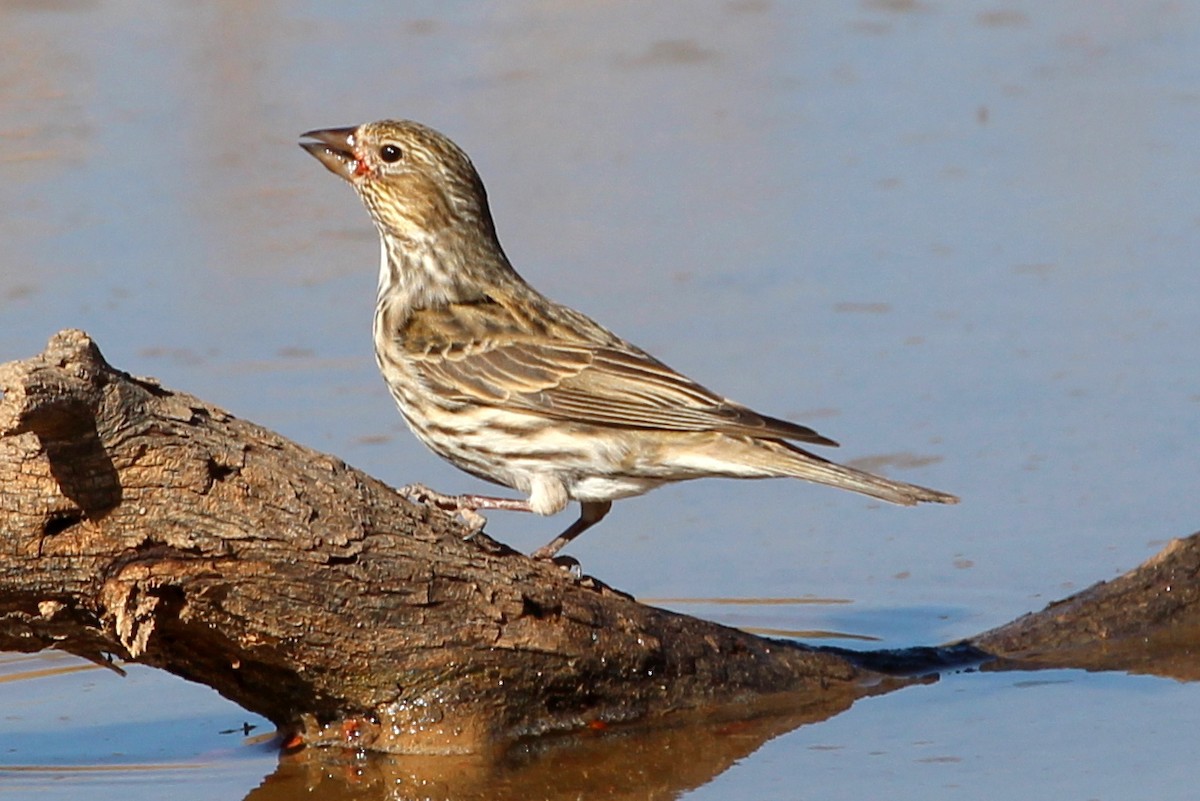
[723,439,959,506]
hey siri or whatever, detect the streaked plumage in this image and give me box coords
[300,119,958,560]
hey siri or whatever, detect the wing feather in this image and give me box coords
[398,301,837,446]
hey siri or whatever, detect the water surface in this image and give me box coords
[1,1,1198,798]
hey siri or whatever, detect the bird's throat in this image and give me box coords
[376,229,502,313]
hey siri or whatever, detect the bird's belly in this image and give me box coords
[566,475,666,503]
[390,393,673,499]
[391,399,580,485]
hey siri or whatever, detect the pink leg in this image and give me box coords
[400,483,532,535]
[401,485,613,561]
[401,483,532,513]
[456,494,536,513]
[531,500,613,561]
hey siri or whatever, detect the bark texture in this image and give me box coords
[3,330,1197,758]
[973,532,1200,681]
[0,330,879,753]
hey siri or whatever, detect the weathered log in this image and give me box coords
[972,531,1200,681]
[0,330,898,753]
[3,330,1198,760]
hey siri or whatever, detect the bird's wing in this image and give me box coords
[398,300,837,446]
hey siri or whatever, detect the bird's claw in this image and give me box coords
[550,554,583,578]
[400,483,488,538]
[399,483,452,508]
[458,508,487,539]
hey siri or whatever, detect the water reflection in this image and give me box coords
[3,0,1200,799]
[250,699,856,801]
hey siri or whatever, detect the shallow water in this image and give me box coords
[2,1,1199,798]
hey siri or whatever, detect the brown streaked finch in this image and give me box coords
[300,120,958,561]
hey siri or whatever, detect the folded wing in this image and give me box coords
[399,300,838,447]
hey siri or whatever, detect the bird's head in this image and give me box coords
[300,119,496,243]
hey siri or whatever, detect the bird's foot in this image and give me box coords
[458,509,488,538]
[399,483,488,537]
[399,482,458,509]
[549,554,583,578]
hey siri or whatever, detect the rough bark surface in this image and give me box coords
[4,330,1198,758]
[0,330,879,753]
[972,532,1200,681]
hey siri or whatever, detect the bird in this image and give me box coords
[299,119,958,561]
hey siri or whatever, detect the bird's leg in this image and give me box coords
[530,500,613,561]
[400,483,535,513]
[399,483,534,536]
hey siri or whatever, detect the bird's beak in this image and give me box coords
[299,127,360,182]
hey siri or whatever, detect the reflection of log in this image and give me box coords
[0,330,896,754]
[257,703,850,801]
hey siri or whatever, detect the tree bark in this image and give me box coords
[0,330,893,754]
[972,531,1200,681]
[2,330,1197,757]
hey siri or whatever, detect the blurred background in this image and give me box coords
[1,2,1198,799]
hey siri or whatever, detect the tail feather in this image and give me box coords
[754,441,959,506]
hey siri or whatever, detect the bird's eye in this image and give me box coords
[379,144,403,163]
